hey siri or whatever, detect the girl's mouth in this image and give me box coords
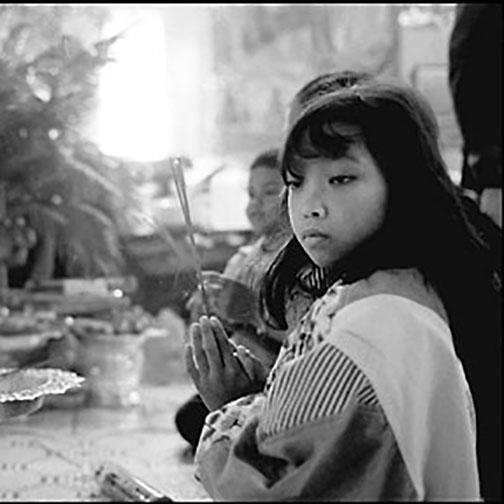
[301,230,330,247]
[303,235,329,246]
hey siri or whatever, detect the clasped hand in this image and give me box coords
[185,315,268,411]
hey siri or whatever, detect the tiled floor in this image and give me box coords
[0,381,210,502]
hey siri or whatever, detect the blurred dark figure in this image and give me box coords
[449,3,502,228]
[449,5,502,501]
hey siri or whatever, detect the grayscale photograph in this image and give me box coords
[0,3,501,502]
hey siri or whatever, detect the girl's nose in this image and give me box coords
[303,205,327,218]
[302,186,327,218]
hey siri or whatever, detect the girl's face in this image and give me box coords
[246,166,284,235]
[286,124,388,268]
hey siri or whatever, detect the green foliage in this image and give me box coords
[0,5,133,278]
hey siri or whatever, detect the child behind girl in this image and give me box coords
[185,70,501,500]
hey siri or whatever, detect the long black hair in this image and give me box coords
[260,70,501,498]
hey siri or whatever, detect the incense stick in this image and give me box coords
[169,156,210,315]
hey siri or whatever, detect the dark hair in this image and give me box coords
[250,148,280,171]
[261,68,501,354]
[260,70,502,493]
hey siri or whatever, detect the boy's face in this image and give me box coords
[286,123,388,268]
[246,166,284,235]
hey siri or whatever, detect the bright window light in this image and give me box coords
[97,9,171,162]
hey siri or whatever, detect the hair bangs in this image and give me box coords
[283,108,364,180]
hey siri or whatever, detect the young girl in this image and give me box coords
[185,71,501,500]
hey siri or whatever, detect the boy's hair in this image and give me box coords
[260,70,501,496]
[250,148,280,171]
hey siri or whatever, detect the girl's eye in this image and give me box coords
[285,179,302,189]
[329,175,355,185]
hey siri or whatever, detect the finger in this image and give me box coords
[199,316,223,372]
[190,322,209,374]
[210,316,235,367]
[233,345,255,380]
[235,346,268,383]
[184,344,199,383]
[228,337,239,351]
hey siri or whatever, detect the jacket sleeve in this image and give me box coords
[195,342,417,501]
